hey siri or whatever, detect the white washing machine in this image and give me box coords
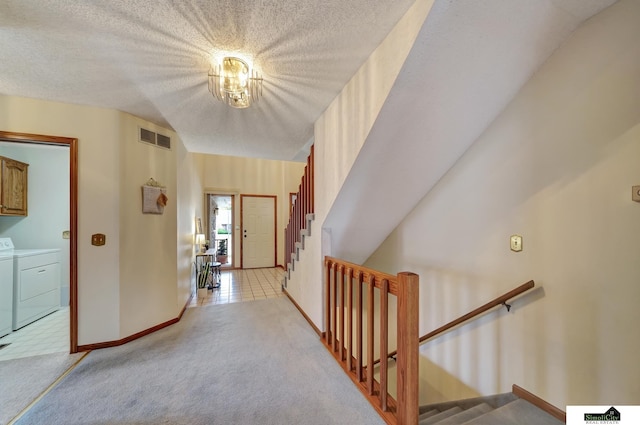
[0,238,15,338]
[12,248,61,330]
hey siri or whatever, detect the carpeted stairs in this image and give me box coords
[418,392,564,425]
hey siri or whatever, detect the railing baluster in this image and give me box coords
[367,274,374,395]
[356,271,363,382]
[339,265,345,360]
[301,173,307,218]
[308,161,311,214]
[380,278,389,411]
[325,259,331,343]
[347,267,353,372]
[332,263,338,352]
[297,184,302,245]
[310,145,314,213]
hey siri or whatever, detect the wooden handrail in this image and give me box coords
[322,256,419,425]
[382,280,535,364]
[419,280,534,343]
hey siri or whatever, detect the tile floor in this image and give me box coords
[0,268,285,361]
[189,267,286,307]
[0,307,69,362]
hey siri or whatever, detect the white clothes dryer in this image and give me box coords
[0,238,14,338]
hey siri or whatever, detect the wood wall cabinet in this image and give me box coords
[0,155,29,216]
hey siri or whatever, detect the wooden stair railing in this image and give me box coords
[323,256,419,425]
[285,145,314,268]
[379,280,535,366]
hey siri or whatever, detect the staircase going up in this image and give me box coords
[284,145,314,289]
[284,212,315,287]
[418,390,565,425]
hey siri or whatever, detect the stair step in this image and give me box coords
[418,409,440,421]
[419,392,516,414]
[435,403,493,425]
[419,406,462,424]
[463,399,564,425]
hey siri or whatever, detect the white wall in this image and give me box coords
[287,0,435,329]
[0,142,70,306]
[366,0,640,407]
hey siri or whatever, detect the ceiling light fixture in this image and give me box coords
[208,56,263,109]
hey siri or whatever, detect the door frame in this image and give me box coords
[240,194,277,269]
[0,131,78,353]
[205,193,235,268]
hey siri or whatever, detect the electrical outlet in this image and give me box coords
[510,235,522,252]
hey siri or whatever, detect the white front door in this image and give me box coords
[242,195,276,268]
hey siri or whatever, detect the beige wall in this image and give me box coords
[0,95,122,344]
[200,153,305,267]
[118,114,180,337]
[0,94,197,345]
[176,138,205,309]
[366,0,640,407]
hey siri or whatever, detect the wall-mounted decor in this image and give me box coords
[142,178,167,214]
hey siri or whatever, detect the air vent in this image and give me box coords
[156,133,171,149]
[140,128,156,144]
[138,127,171,150]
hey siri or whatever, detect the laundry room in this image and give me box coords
[0,140,70,358]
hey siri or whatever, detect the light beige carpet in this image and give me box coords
[15,298,386,425]
[0,352,85,425]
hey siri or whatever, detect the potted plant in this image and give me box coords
[216,239,228,264]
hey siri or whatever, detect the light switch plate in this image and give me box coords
[633,186,640,202]
[91,233,106,246]
[510,235,522,252]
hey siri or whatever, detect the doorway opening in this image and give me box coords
[206,194,234,268]
[0,131,78,356]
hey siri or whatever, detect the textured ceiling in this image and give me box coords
[0,0,618,164]
[0,0,416,161]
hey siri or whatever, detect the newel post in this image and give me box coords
[396,272,419,425]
